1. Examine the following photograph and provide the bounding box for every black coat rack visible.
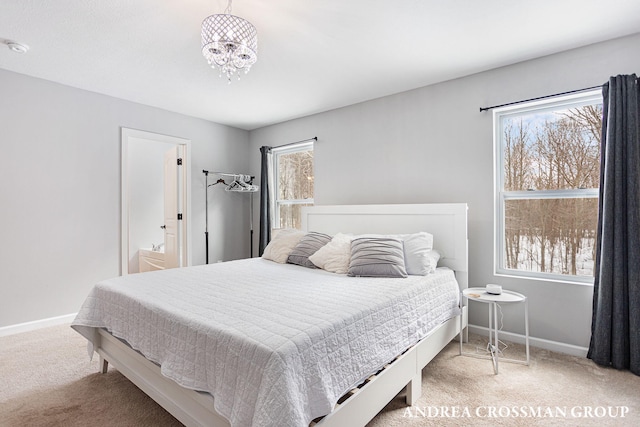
[203,170,258,264]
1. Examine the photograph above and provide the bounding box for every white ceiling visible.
[1,1,639,130]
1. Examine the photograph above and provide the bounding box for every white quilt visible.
[72,258,460,427]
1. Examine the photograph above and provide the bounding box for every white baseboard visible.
[468,324,588,358]
[0,313,77,337]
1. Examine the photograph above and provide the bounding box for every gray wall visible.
[248,33,640,350]
[0,69,250,328]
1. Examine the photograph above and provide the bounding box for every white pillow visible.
[423,249,441,275]
[262,228,306,263]
[309,233,353,274]
[400,232,435,275]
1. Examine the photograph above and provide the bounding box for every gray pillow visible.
[287,232,332,268]
[348,237,408,278]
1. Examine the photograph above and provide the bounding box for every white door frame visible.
[121,128,191,275]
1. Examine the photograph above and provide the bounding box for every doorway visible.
[121,128,191,274]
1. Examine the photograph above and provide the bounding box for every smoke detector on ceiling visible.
[3,39,29,53]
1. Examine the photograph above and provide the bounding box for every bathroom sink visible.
[139,248,165,272]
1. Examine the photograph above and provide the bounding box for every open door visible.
[163,145,185,269]
[121,128,191,275]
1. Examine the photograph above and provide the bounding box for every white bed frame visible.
[94,203,469,427]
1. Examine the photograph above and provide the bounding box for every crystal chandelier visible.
[201,0,258,83]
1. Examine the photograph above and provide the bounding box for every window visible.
[272,141,314,229]
[494,91,602,283]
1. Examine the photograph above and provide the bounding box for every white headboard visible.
[301,203,468,289]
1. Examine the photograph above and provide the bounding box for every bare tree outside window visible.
[274,144,314,229]
[497,95,602,281]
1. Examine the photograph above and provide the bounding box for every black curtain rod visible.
[268,136,317,150]
[479,85,602,112]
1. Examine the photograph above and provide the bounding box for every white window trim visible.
[272,141,314,228]
[493,90,602,285]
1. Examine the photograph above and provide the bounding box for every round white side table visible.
[460,287,530,374]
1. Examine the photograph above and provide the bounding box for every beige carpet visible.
[0,324,638,426]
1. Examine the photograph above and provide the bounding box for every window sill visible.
[494,271,594,287]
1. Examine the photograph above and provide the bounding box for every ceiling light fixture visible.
[201,0,257,83]
[2,39,29,54]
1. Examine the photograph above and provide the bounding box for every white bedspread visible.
[72,258,460,427]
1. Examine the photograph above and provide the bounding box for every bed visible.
[72,203,469,427]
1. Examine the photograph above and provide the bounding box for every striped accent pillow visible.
[348,237,408,278]
[287,232,332,268]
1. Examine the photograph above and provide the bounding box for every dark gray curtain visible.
[588,74,640,375]
[258,146,272,256]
